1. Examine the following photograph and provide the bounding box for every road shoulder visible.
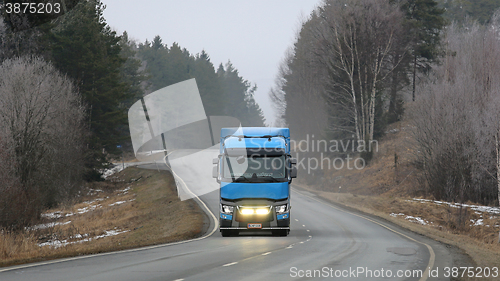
[292,183,478,280]
[0,167,205,268]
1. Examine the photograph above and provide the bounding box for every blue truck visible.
[212,127,297,237]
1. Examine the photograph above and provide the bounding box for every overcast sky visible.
[102,0,321,126]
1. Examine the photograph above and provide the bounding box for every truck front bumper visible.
[219,199,290,230]
[219,226,290,230]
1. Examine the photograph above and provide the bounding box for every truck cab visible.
[212,127,297,237]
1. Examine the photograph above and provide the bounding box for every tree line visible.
[271,0,444,163]
[0,0,264,229]
[136,35,265,126]
[271,0,500,205]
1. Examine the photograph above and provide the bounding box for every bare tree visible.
[269,47,293,127]
[411,19,500,208]
[0,56,86,228]
[0,131,26,228]
[271,12,330,140]
[313,0,407,145]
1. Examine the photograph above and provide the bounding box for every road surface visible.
[0,149,467,280]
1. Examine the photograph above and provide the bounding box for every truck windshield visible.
[223,155,286,182]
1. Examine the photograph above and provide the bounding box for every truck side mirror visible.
[213,158,218,165]
[290,158,297,165]
[212,166,218,179]
[290,166,297,178]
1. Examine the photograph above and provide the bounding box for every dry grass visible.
[0,167,204,267]
[317,120,422,197]
[295,120,500,278]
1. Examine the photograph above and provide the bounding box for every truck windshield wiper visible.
[258,176,281,182]
[234,176,251,182]
[232,174,282,182]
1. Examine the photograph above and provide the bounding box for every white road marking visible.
[223,262,238,267]
[292,187,436,281]
[162,154,219,239]
[262,252,271,256]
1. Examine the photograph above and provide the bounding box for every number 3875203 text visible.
[4,2,61,14]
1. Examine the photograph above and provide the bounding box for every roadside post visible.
[117,145,124,170]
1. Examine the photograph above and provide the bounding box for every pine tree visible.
[437,0,500,24]
[137,36,167,93]
[399,0,446,101]
[191,51,224,116]
[119,31,148,105]
[218,62,265,127]
[49,0,131,180]
[164,42,192,88]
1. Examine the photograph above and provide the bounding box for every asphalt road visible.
[0,149,466,280]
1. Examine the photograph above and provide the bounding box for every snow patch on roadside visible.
[470,219,484,226]
[108,198,136,206]
[102,163,136,179]
[410,198,500,215]
[109,201,126,206]
[41,212,63,219]
[407,198,500,227]
[390,213,430,225]
[78,204,102,214]
[29,220,72,231]
[83,198,105,205]
[39,229,129,248]
[118,186,131,194]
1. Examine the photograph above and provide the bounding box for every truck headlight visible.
[239,207,270,215]
[220,204,234,214]
[275,204,288,214]
[240,208,254,215]
[256,208,270,215]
